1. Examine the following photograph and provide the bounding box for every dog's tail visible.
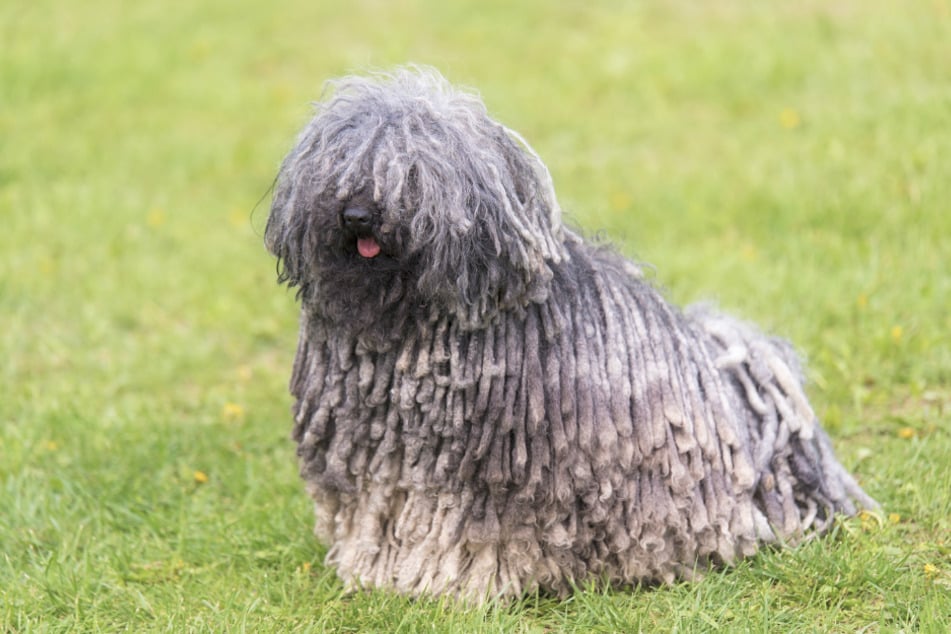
[686,304,878,541]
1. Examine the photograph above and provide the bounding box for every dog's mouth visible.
[340,202,383,259]
[356,235,381,259]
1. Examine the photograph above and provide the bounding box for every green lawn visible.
[2,0,949,631]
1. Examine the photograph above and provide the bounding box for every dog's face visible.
[266,68,567,340]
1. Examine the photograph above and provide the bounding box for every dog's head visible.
[266,67,567,339]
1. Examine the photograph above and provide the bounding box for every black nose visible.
[341,206,372,232]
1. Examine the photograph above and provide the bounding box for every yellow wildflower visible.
[228,208,247,229]
[189,39,210,62]
[609,192,631,212]
[222,402,245,422]
[194,470,209,484]
[146,208,166,228]
[40,257,57,276]
[272,82,293,105]
[779,108,801,129]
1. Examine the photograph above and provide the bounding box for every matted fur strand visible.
[267,67,876,601]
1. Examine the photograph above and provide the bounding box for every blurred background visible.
[2,0,948,629]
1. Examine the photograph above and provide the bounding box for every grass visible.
[2,0,949,631]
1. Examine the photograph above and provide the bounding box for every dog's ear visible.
[410,126,568,324]
[265,163,322,295]
[264,173,298,287]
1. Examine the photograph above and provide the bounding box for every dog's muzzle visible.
[341,206,381,259]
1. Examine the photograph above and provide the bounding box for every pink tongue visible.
[357,236,381,258]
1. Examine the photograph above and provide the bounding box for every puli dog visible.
[265,67,875,601]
